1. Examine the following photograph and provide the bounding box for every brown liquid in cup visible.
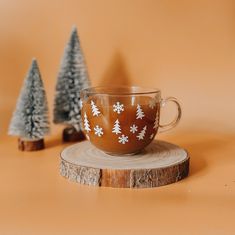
[81,96,160,155]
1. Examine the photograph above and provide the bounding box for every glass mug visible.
[80,86,181,155]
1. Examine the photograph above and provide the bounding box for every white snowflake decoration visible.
[136,104,145,119]
[94,125,104,137]
[137,125,147,140]
[149,98,157,109]
[130,124,138,133]
[112,119,121,135]
[113,102,124,114]
[118,134,129,144]
[91,100,101,116]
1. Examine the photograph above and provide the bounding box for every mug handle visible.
[159,97,182,133]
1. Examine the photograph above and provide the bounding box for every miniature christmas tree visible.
[83,112,91,133]
[136,104,145,119]
[8,59,50,151]
[91,100,101,116]
[54,26,90,142]
[137,126,147,140]
[112,119,121,135]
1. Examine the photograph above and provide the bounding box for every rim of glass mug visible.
[80,86,161,96]
[80,86,182,133]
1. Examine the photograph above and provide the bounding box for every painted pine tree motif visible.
[136,104,145,119]
[83,112,91,132]
[54,26,90,131]
[91,100,101,116]
[8,59,50,140]
[153,111,159,129]
[112,119,121,135]
[137,126,147,140]
[150,133,155,139]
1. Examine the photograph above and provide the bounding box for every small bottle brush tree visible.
[8,59,50,151]
[54,26,90,142]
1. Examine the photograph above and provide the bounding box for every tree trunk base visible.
[18,138,45,151]
[63,127,86,142]
[60,140,190,188]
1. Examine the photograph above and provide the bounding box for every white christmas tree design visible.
[113,102,124,114]
[150,133,155,139]
[94,125,103,137]
[136,104,145,119]
[112,119,121,135]
[118,134,129,144]
[153,112,159,129]
[83,112,91,132]
[130,124,138,133]
[91,100,101,116]
[137,126,147,140]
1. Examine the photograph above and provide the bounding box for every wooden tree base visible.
[60,140,190,188]
[63,127,86,142]
[18,138,45,151]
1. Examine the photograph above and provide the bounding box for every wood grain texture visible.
[60,140,189,188]
[18,138,44,151]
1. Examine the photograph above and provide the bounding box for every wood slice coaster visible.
[60,140,189,188]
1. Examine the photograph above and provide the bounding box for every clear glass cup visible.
[80,86,181,155]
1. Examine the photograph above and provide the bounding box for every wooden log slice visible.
[60,140,189,188]
[18,138,45,151]
[63,126,86,142]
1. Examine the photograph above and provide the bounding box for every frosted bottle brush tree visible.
[8,59,50,151]
[54,26,90,142]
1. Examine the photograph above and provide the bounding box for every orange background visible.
[0,1,235,234]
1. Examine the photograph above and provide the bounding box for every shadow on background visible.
[99,52,131,86]
[0,106,13,135]
[164,130,235,178]
[45,135,63,149]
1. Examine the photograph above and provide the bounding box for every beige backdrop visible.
[1,1,235,234]
[0,0,234,135]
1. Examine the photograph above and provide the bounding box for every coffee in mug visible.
[80,86,181,155]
